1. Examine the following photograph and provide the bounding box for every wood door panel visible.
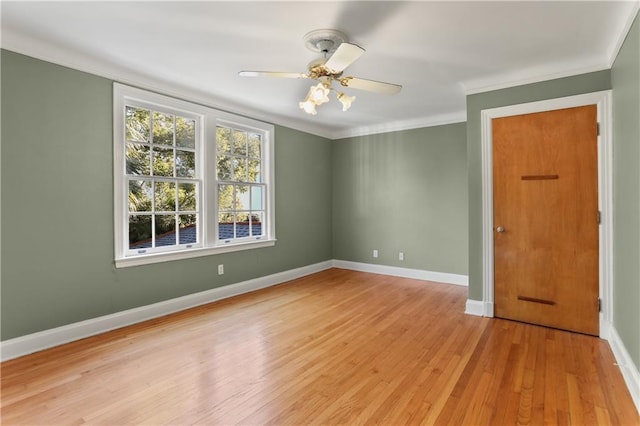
[493,105,599,335]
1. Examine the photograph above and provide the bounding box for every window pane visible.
[153,147,174,177]
[217,126,230,153]
[247,159,261,183]
[153,111,174,146]
[236,213,249,238]
[250,186,263,210]
[217,155,231,180]
[178,183,196,211]
[176,150,195,178]
[176,116,195,148]
[126,143,150,176]
[233,130,247,155]
[155,215,176,247]
[155,181,176,212]
[251,212,263,236]
[233,157,247,182]
[178,215,197,244]
[218,184,234,211]
[236,185,249,210]
[218,213,234,240]
[126,107,150,143]
[129,180,152,212]
[248,133,261,158]
[129,214,152,249]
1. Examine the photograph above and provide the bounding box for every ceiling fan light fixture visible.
[300,81,332,115]
[337,92,355,111]
[299,99,317,115]
[309,82,331,105]
[242,28,401,116]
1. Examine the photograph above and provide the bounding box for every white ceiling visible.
[2,1,638,139]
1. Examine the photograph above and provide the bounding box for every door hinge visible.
[598,298,602,312]
[597,122,601,136]
[597,210,601,225]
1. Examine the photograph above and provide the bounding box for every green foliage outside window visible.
[125,106,197,247]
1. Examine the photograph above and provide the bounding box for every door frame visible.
[479,90,613,339]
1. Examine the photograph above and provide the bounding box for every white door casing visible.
[477,90,613,339]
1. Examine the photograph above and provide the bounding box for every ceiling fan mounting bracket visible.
[303,29,346,54]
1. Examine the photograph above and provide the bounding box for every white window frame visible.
[114,83,275,268]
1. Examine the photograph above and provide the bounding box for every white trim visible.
[330,111,467,140]
[464,64,610,96]
[608,2,640,67]
[0,261,333,362]
[0,33,459,141]
[479,91,614,339]
[113,83,276,268]
[607,324,640,414]
[115,239,276,268]
[466,299,639,415]
[464,299,484,317]
[1,31,336,139]
[332,260,468,286]
[1,31,468,141]
[2,257,636,415]
[460,3,638,96]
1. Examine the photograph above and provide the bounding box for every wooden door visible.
[492,105,599,335]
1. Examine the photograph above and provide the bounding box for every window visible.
[124,106,200,254]
[216,125,265,242]
[114,84,275,267]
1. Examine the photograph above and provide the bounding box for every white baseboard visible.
[599,315,612,341]
[464,304,638,415]
[607,324,640,415]
[332,260,468,286]
[0,260,468,361]
[2,259,637,416]
[0,260,333,362]
[465,299,484,316]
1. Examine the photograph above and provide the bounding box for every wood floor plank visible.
[1,269,638,425]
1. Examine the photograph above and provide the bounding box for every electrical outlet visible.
[372,249,379,258]
[399,251,404,261]
[218,264,224,275]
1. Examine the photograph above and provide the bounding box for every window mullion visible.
[151,180,156,248]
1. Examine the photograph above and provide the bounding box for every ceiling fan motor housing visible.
[303,29,346,54]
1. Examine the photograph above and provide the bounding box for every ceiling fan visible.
[239,29,402,115]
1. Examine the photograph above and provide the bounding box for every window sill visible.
[115,239,276,268]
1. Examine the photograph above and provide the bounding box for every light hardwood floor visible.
[1,269,638,425]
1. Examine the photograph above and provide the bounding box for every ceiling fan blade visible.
[324,42,365,73]
[340,76,402,95]
[239,71,307,79]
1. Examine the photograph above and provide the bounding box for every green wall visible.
[466,70,612,301]
[1,49,470,341]
[4,31,638,376]
[467,36,640,372]
[332,124,468,274]
[612,13,640,370]
[1,50,333,340]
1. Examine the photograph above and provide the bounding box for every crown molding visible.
[462,62,610,96]
[329,111,467,140]
[608,1,640,67]
[1,28,468,141]
[0,28,340,139]
[464,2,639,96]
